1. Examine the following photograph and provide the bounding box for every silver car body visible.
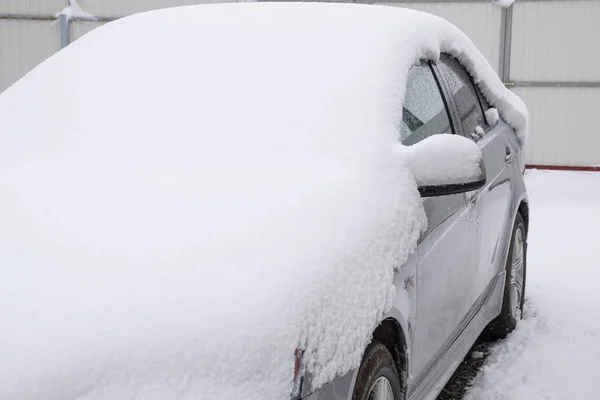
[0,5,528,398]
[303,63,528,400]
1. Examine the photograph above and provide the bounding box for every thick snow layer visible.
[492,0,517,8]
[466,170,600,400]
[0,3,527,400]
[485,107,500,126]
[58,0,94,20]
[401,134,483,186]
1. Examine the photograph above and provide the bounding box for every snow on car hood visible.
[0,3,527,399]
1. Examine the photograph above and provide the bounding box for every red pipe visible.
[526,165,600,172]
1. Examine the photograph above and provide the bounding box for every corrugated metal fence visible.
[1,0,598,167]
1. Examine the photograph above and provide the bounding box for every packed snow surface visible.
[0,3,527,400]
[466,170,600,400]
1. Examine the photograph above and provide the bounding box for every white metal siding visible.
[2,0,600,168]
[511,0,600,81]
[378,2,502,72]
[516,87,600,167]
[0,0,66,16]
[71,20,106,41]
[0,19,60,92]
[78,0,236,18]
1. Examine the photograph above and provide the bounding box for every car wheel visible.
[485,212,527,340]
[352,342,403,400]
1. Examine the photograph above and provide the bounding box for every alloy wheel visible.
[510,227,525,320]
[368,376,395,400]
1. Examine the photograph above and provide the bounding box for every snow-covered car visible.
[0,3,529,400]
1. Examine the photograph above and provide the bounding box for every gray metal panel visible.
[78,0,236,18]
[378,2,502,73]
[0,0,66,16]
[0,14,56,21]
[511,0,600,81]
[515,86,600,167]
[71,20,106,42]
[59,14,69,49]
[0,19,60,92]
[498,5,512,81]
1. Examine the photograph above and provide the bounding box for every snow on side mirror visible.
[404,134,486,198]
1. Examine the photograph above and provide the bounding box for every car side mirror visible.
[403,134,486,198]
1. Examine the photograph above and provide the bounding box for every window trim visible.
[429,60,462,137]
[471,80,500,133]
[427,61,457,136]
[467,71,497,134]
[435,53,493,138]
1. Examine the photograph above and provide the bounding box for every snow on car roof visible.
[0,3,527,400]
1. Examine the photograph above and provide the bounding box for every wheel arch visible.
[496,194,528,292]
[517,197,529,235]
[300,313,411,399]
[371,316,409,396]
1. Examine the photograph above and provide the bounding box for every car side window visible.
[437,55,488,135]
[400,61,453,146]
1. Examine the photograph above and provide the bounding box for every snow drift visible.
[466,170,600,400]
[0,3,527,399]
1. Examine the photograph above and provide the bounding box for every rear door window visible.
[400,61,453,146]
[437,55,488,135]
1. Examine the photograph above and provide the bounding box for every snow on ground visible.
[466,169,600,400]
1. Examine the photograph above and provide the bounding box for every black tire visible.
[484,212,527,340]
[352,342,403,400]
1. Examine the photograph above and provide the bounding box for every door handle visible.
[505,146,513,163]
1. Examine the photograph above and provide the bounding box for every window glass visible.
[400,61,452,146]
[438,55,488,135]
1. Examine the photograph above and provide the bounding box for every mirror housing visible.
[403,134,486,198]
[417,174,486,197]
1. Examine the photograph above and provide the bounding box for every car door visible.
[436,54,514,308]
[398,61,481,386]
